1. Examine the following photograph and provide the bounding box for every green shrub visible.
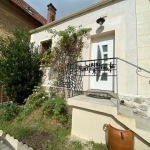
[17,86,68,123]
[0,103,20,121]
[0,29,42,104]
[25,86,49,107]
[41,96,68,123]
[17,86,48,119]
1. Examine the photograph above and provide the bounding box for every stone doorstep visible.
[69,94,116,107]
[0,130,33,150]
[85,90,117,98]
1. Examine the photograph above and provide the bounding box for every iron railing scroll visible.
[57,57,117,98]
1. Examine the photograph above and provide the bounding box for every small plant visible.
[0,103,20,121]
[17,86,49,119]
[41,48,52,67]
[41,95,68,123]
[45,126,70,150]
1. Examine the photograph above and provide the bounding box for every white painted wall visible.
[136,0,150,95]
[68,96,150,150]
[71,107,150,150]
[31,0,138,95]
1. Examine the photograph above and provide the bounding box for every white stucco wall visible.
[30,0,138,95]
[68,96,150,150]
[136,0,150,95]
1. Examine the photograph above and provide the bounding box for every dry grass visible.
[0,108,106,150]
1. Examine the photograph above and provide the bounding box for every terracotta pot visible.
[103,124,134,150]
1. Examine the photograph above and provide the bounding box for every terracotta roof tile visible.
[10,0,47,25]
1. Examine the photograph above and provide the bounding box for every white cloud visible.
[24,0,100,19]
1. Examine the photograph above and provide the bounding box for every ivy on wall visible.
[42,25,91,84]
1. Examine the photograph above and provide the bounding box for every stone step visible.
[84,89,117,98]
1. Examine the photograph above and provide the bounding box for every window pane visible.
[104,54,107,59]
[101,73,107,81]
[102,45,108,52]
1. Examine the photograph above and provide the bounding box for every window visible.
[102,45,108,52]
[41,40,52,54]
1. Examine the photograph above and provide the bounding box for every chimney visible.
[47,3,57,24]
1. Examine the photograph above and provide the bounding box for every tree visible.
[0,29,42,104]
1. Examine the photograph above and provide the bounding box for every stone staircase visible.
[83,90,150,132]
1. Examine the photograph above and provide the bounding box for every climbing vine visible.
[43,25,91,83]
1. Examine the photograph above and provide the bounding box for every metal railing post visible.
[116,58,119,114]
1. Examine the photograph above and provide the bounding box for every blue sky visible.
[24,0,101,19]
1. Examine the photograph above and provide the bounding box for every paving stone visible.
[0,142,12,150]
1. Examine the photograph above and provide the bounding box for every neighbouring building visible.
[0,0,47,103]
[0,0,47,38]
[30,0,150,149]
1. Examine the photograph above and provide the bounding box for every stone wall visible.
[119,94,150,119]
[0,7,28,38]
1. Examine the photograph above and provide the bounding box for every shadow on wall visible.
[96,26,104,34]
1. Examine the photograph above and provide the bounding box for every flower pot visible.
[103,124,134,150]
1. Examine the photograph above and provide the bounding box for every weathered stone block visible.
[119,94,150,119]
[133,108,147,118]
[134,98,143,104]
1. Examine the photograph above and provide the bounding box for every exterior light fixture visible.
[96,17,105,25]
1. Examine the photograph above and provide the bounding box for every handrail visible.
[116,57,150,74]
[115,57,150,114]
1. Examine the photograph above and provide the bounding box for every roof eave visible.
[10,0,46,25]
[30,0,114,34]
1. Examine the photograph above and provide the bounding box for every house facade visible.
[30,0,144,95]
[30,0,150,149]
[0,0,46,103]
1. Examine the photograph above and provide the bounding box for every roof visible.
[30,0,113,34]
[10,0,47,25]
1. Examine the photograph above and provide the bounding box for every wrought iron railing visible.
[57,57,150,114]
[57,57,117,97]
